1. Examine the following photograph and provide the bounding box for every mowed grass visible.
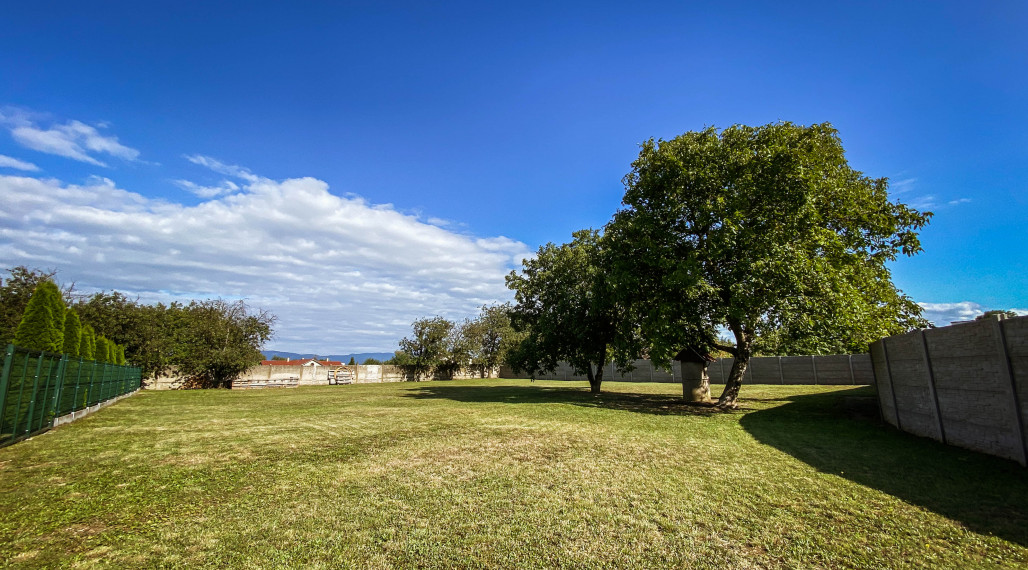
[1,380,1027,569]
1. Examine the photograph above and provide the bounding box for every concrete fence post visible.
[882,338,902,430]
[993,318,1028,465]
[919,330,947,444]
[848,354,855,385]
[811,355,818,386]
[778,356,784,385]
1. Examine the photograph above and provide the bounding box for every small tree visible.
[0,266,68,344]
[363,358,383,365]
[63,309,82,356]
[173,299,275,388]
[348,356,356,365]
[95,336,111,364]
[13,281,65,353]
[117,345,127,365]
[398,317,455,379]
[506,229,636,394]
[81,325,97,360]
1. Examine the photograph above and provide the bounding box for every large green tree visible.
[609,122,930,408]
[13,281,66,353]
[506,229,636,394]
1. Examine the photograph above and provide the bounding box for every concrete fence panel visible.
[870,315,1028,466]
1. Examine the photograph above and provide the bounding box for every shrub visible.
[62,309,82,357]
[13,281,65,353]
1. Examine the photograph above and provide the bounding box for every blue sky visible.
[1,1,1026,352]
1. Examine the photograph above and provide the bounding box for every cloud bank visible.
[0,166,530,352]
[918,301,1028,327]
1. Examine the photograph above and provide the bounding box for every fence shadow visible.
[739,387,1028,547]
[402,383,726,417]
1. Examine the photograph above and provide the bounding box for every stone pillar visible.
[680,361,711,402]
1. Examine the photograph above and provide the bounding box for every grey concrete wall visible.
[870,316,1028,466]
[500,354,871,385]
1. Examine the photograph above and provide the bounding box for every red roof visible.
[261,359,343,366]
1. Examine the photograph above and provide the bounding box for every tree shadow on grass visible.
[739,386,1028,547]
[402,382,725,417]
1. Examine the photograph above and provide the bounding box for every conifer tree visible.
[117,345,127,365]
[81,325,97,360]
[96,336,110,364]
[13,281,65,352]
[63,309,82,356]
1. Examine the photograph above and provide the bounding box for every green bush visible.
[13,281,65,353]
[81,325,96,360]
[62,309,82,357]
[96,336,110,364]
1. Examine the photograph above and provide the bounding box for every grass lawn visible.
[1,380,1026,569]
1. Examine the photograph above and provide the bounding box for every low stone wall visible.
[148,364,497,389]
[871,315,1028,466]
[499,354,872,385]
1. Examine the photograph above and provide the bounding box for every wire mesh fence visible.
[0,344,142,448]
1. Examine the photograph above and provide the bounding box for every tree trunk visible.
[717,325,751,409]
[587,362,604,394]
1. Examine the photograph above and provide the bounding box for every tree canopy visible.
[506,229,635,393]
[608,122,930,407]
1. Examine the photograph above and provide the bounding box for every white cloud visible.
[918,301,984,325]
[916,301,1027,326]
[0,172,530,353]
[1,110,140,166]
[948,198,972,206]
[0,154,39,171]
[174,179,241,198]
[184,154,260,183]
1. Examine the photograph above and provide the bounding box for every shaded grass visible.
[0,380,1026,568]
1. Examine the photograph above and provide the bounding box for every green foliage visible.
[398,317,456,379]
[348,357,356,365]
[173,299,275,388]
[506,230,635,393]
[609,122,931,407]
[461,304,522,376]
[81,325,97,360]
[95,336,111,364]
[385,351,414,366]
[362,357,383,365]
[270,355,288,361]
[117,345,127,365]
[0,266,66,345]
[13,281,66,353]
[62,309,82,357]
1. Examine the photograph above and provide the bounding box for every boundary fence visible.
[0,344,142,448]
[870,315,1028,466]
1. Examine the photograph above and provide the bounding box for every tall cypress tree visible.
[63,309,82,356]
[81,325,97,360]
[117,345,126,365]
[96,336,110,364]
[13,281,64,352]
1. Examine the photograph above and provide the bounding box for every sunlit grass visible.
[1,380,1026,568]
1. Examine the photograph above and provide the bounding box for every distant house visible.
[260,359,343,367]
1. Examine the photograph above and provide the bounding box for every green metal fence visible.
[0,344,142,448]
